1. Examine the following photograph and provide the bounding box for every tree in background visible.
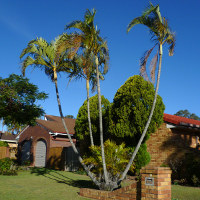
[174,109,200,120]
[75,95,110,154]
[120,2,175,183]
[0,74,47,132]
[65,115,75,119]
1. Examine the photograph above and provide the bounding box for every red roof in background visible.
[164,113,200,128]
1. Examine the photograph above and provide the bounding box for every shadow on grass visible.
[30,167,97,189]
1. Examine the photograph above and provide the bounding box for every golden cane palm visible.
[67,50,106,148]
[68,51,97,147]
[119,3,175,183]
[66,9,110,189]
[20,35,101,188]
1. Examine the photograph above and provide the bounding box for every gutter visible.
[0,139,18,143]
[49,132,74,136]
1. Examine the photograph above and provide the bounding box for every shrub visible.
[0,157,17,175]
[109,75,165,145]
[169,152,200,186]
[0,141,9,147]
[83,140,135,182]
[132,144,151,174]
[75,94,110,155]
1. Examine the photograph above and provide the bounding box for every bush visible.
[75,94,110,155]
[109,75,165,145]
[133,144,151,174]
[83,140,135,182]
[169,152,200,186]
[0,141,9,147]
[0,158,17,175]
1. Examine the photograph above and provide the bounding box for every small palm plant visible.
[83,140,135,186]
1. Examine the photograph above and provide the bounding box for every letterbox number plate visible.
[145,177,154,186]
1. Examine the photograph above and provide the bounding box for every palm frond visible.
[21,56,35,76]
[85,8,96,25]
[65,20,85,32]
[165,29,176,56]
[149,50,158,83]
[140,46,155,81]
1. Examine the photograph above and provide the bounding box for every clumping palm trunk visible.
[53,69,100,188]
[86,78,94,146]
[118,44,163,184]
[95,56,109,186]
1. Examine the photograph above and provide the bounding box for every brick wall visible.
[146,123,200,167]
[80,167,171,200]
[80,178,139,200]
[141,167,171,200]
[47,147,64,170]
[18,125,50,166]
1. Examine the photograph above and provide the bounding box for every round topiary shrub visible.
[109,75,165,146]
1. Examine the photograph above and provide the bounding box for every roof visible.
[36,115,76,134]
[164,113,200,128]
[0,132,17,141]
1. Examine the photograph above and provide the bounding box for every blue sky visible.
[1,0,200,119]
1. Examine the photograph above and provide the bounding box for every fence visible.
[0,147,17,159]
[0,147,9,159]
[47,147,79,171]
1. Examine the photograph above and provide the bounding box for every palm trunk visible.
[95,56,109,185]
[118,44,163,184]
[53,69,100,188]
[86,78,94,146]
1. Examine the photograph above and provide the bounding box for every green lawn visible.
[172,185,200,200]
[1,169,200,200]
[0,169,94,200]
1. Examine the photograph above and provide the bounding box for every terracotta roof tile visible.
[36,115,76,134]
[164,113,200,128]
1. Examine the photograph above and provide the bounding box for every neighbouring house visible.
[17,115,79,171]
[0,131,18,148]
[147,113,200,167]
[0,132,18,159]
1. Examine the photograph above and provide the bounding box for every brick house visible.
[17,115,79,170]
[17,113,200,172]
[147,113,200,167]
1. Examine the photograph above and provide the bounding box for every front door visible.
[35,140,46,167]
[21,140,31,164]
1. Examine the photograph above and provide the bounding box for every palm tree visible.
[20,36,101,188]
[119,3,175,183]
[68,48,107,148]
[67,50,98,147]
[65,9,110,188]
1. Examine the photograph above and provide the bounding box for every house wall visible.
[18,125,51,166]
[50,138,75,148]
[146,123,200,167]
